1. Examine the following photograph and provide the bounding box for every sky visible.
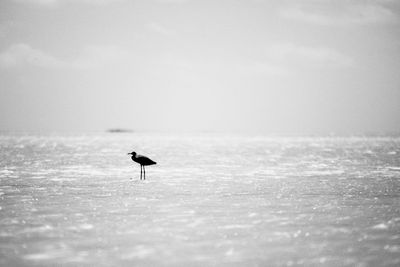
[0,0,399,134]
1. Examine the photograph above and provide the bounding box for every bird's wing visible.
[136,154,156,165]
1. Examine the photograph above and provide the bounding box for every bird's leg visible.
[140,165,142,180]
[143,166,146,180]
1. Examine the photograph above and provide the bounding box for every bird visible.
[127,151,157,180]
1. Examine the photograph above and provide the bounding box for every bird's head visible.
[127,151,136,156]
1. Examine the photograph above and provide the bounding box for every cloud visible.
[72,45,127,70]
[266,43,354,68]
[236,62,288,76]
[12,0,124,7]
[155,0,189,3]
[0,43,127,70]
[0,43,65,68]
[13,0,58,5]
[280,1,398,25]
[147,22,176,36]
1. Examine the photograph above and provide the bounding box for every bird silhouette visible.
[128,151,156,180]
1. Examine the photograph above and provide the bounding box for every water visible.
[0,133,399,266]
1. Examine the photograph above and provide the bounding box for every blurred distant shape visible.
[106,128,133,133]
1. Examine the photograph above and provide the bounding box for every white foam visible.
[80,223,94,230]
[225,248,235,256]
[120,246,155,260]
[0,169,14,174]
[372,223,389,230]
[220,224,253,229]
[384,245,400,252]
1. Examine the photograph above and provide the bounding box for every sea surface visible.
[0,133,399,266]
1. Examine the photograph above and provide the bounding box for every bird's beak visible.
[127,153,131,155]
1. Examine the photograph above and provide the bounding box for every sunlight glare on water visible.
[0,133,400,266]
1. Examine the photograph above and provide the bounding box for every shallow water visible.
[0,133,400,266]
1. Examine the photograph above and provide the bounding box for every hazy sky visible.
[0,0,399,134]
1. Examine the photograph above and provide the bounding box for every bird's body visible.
[131,153,157,166]
[128,151,156,180]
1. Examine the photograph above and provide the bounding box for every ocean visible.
[0,133,399,266]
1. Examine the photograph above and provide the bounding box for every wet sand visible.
[1,134,399,266]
